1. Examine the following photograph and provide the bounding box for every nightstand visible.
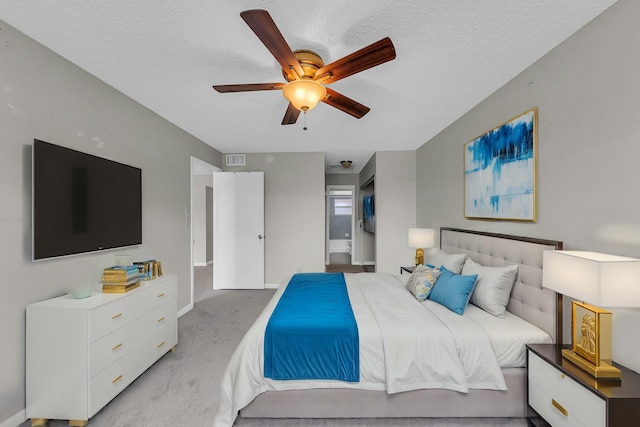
[526,344,640,427]
[400,266,415,274]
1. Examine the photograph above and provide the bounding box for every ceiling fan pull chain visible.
[303,111,308,131]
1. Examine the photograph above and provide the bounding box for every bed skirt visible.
[240,367,529,419]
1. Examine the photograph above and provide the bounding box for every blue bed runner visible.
[264,272,360,382]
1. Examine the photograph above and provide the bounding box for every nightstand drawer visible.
[529,380,586,426]
[529,351,606,427]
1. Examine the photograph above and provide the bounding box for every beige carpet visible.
[21,284,528,427]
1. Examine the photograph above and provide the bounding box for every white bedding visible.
[214,272,518,427]
[396,272,553,367]
[464,304,552,367]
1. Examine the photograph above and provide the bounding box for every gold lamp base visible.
[562,348,621,379]
[414,248,424,266]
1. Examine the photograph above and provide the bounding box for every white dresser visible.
[26,274,178,426]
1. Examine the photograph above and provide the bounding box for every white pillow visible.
[461,258,518,317]
[425,249,467,274]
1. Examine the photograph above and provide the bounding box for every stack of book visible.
[102,265,140,293]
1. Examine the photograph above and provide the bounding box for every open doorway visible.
[190,157,220,306]
[326,185,356,266]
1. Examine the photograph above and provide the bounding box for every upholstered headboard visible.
[440,228,563,343]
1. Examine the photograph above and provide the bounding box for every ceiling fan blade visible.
[240,9,305,79]
[323,88,370,119]
[212,83,284,93]
[281,102,301,125]
[315,37,396,84]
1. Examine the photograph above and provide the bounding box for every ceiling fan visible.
[212,9,396,125]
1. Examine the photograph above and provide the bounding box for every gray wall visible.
[224,153,326,286]
[356,151,418,271]
[0,21,222,423]
[416,0,640,373]
[359,154,377,264]
[375,151,417,273]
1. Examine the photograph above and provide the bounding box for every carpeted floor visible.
[194,264,214,302]
[21,279,528,427]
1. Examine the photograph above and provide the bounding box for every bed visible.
[214,228,563,426]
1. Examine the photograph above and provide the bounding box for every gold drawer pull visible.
[157,341,166,348]
[112,343,123,351]
[158,317,165,322]
[552,399,568,416]
[112,313,123,319]
[112,374,123,384]
[157,293,165,298]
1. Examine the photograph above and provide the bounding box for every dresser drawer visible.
[88,278,176,341]
[146,277,177,310]
[89,301,176,378]
[528,351,606,427]
[89,321,177,417]
[89,290,146,342]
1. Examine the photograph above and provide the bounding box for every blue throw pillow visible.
[428,266,478,315]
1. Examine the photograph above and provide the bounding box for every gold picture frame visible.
[562,301,620,378]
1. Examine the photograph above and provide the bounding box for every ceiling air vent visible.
[226,154,245,166]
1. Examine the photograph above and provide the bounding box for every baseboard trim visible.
[193,262,207,267]
[178,303,194,317]
[1,409,26,427]
[363,261,376,266]
[264,283,280,289]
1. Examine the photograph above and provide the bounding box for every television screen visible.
[32,139,142,260]
[363,194,375,233]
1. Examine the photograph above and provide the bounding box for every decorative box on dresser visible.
[527,343,640,427]
[26,274,178,426]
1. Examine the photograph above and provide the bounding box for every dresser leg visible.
[69,420,88,426]
[170,346,176,353]
[31,419,48,426]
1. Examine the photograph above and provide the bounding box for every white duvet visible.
[213,272,506,427]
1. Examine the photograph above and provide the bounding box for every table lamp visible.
[408,228,434,266]
[542,250,640,379]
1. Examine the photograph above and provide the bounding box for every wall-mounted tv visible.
[32,139,142,260]
[363,194,375,233]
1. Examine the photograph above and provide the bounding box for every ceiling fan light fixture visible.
[282,79,326,112]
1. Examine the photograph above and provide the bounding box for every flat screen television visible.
[32,139,142,260]
[363,194,375,233]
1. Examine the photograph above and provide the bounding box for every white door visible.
[213,172,265,289]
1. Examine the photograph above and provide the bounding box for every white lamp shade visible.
[542,250,640,307]
[408,228,435,249]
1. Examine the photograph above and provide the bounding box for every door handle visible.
[258,235,264,240]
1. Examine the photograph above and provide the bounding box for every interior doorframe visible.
[190,156,220,308]
[325,184,356,265]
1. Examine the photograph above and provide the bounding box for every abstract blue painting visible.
[464,108,537,221]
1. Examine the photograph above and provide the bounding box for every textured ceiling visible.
[3,0,617,173]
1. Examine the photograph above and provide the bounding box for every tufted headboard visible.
[440,228,563,344]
